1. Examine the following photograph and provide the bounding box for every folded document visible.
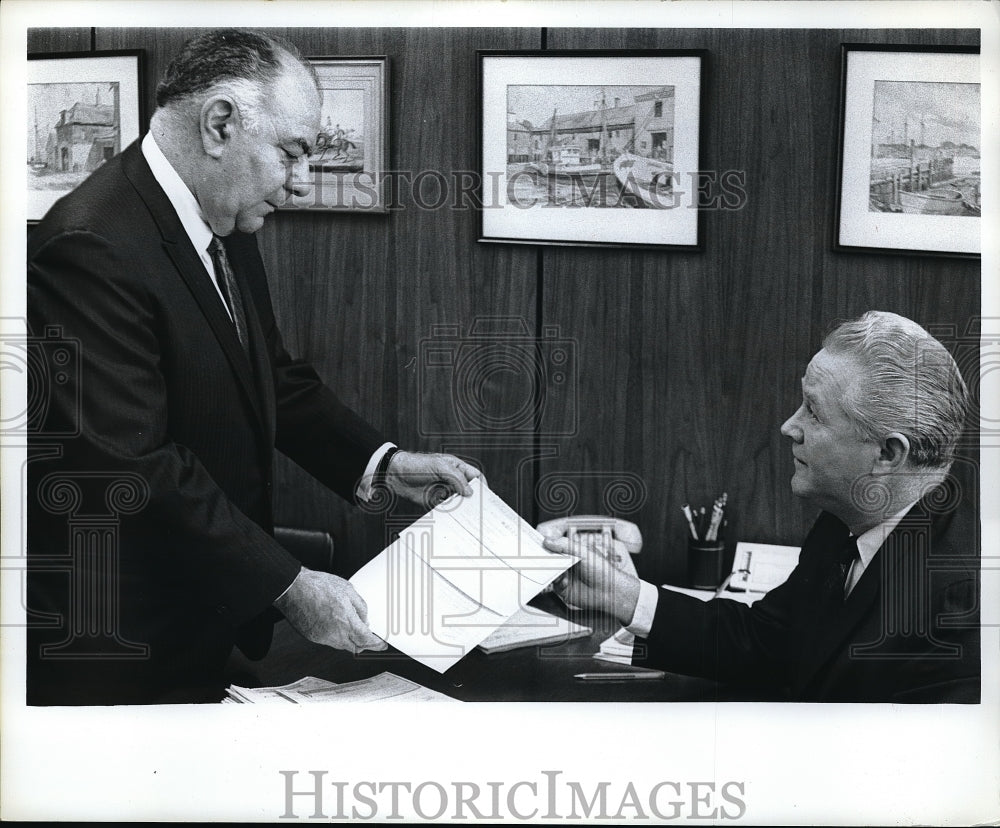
[350,479,577,673]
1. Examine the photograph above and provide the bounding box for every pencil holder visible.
[687,538,726,590]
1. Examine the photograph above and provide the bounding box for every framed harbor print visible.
[478,50,705,249]
[835,45,980,258]
[27,51,144,222]
[285,56,388,213]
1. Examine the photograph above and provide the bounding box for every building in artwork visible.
[523,86,675,163]
[49,85,120,172]
[507,115,534,163]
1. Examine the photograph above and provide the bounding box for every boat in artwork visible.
[528,144,605,182]
[613,152,674,208]
[897,186,965,216]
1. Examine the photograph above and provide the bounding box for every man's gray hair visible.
[154,28,316,132]
[823,310,969,469]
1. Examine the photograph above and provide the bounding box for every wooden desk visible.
[224,595,756,702]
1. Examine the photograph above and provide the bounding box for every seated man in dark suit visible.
[547,311,979,702]
[26,29,479,704]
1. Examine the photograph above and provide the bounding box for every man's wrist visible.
[273,566,304,610]
[612,571,641,627]
[373,446,400,488]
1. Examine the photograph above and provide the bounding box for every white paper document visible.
[224,673,456,703]
[477,605,592,654]
[350,478,577,672]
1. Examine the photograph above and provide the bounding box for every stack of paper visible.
[223,672,457,703]
[350,479,577,673]
[477,605,591,654]
[593,627,635,666]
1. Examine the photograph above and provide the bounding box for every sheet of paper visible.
[350,478,577,672]
[477,605,591,654]
[595,627,635,665]
[660,583,759,605]
[351,535,510,671]
[277,672,457,703]
[729,542,801,593]
[225,675,339,703]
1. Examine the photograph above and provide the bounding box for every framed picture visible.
[478,50,706,250]
[27,51,144,222]
[285,56,389,213]
[835,45,980,258]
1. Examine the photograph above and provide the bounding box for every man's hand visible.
[275,568,387,653]
[384,450,482,507]
[544,536,640,626]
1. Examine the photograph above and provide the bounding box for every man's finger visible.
[349,588,369,623]
[543,537,571,555]
[437,465,473,497]
[352,628,387,652]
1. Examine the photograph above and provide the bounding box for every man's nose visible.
[780,406,803,440]
[287,155,312,198]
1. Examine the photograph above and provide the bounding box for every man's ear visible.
[873,431,911,474]
[200,96,237,158]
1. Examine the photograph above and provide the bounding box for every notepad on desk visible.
[477,606,591,654]
[594,627,636,666]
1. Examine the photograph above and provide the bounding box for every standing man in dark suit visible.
[548,311,979,702]
[26,29,480,704]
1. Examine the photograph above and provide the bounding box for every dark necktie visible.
[207,236,249,354]
[838,536,860,600]
[820,535,860,613]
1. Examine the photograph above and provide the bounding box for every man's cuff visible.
[272,566,304,607]
[355,442,397,501]
[624,579,659,638]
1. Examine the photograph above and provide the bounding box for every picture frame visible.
[284,56,389,213]
[27,50,144,223]
[834,44,980,258]
[478,50,706,250]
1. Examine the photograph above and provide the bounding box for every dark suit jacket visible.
[636,493,980,702]
[26,141,385,704]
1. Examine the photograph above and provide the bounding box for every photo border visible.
[282,55,389,214]
[478,49,706,251]
[26,49,144,223]
[834,43,981,259]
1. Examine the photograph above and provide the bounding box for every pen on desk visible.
[713,573,734,598]
[574,670,666,681]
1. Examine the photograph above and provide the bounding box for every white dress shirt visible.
[140,132,393,501]
[625,501,920,638]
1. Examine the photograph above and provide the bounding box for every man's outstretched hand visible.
[275,568,387,653]
[384,450,482,507]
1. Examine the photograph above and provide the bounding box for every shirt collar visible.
[853,501,919,569]
[141,131,214,255]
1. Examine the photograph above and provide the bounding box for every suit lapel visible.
[791,494,948,697]
[791,517,878,696]
[796,552,882,692]
[230,242,277,448]
[119,142,269,437]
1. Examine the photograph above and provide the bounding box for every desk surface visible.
[224,595,758,702]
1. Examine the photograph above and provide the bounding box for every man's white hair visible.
[823,310,969,469]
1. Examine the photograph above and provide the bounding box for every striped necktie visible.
[207,236,249,354]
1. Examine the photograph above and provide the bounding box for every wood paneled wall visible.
[31,27,980,581]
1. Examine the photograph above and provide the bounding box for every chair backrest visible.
[274,526,336,574]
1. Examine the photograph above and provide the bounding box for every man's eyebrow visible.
[800,379,819,406]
